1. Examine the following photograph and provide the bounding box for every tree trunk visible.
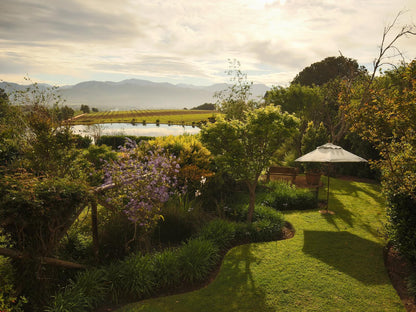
[247,181,257,223]
[91,199,99,262]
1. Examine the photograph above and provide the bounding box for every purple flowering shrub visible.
[102,139,181,235]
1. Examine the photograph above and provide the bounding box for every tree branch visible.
[0,247,87,269]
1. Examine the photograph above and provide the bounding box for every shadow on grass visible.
[214,244,274,311]
[318,179,385,239]
[302,230,387,285]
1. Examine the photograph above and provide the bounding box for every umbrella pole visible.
[326,174,330,213]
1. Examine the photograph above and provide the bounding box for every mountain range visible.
[0,79,270,110]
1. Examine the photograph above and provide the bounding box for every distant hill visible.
[0,79,270,110]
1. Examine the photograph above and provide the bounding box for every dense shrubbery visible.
[0,256,27,312]
[386,194,416,264]
[96,135,152,150]
[46,209,287,311]
[407,273,416,300]
[263,181,317,211]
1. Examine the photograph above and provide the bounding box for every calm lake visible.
[72,123,200,138]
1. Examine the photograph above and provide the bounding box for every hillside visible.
[0,79,270,111]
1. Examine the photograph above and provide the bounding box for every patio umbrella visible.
[295,143,367,213]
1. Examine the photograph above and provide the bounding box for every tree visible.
[200,105,299,222]
[100,140,181,250]
[344,12,416,263]
[80,104,90,113]
[0,82,92,307]
[191,103,216,110]
[215,59,257,120]
[292,56,365,87]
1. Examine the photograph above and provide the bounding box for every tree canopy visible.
[200,105,298,222]
[292,56,365,87]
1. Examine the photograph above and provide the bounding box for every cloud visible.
[0,0,415,86]
[0,0,142,43]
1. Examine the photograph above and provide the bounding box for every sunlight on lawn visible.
[117,178,404,312]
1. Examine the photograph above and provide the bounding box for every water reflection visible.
[72,123,200,138]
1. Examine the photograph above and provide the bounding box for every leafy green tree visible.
[80,104,90,113]
[264,83,323,123]
[292,56,365,87]
[347,61,416,262]
[200,105,298,222]
[0,82,92,307]
[0,89,26,167]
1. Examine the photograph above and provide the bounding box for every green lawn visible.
[116,178,404,311]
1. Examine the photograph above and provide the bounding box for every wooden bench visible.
[266,166,298,184]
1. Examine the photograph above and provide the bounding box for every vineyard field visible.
[70,109,218,126]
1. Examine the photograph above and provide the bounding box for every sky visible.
[1,0,416,87]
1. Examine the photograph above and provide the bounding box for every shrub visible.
[151,249,181,289]
[57,232,94,264]
[407,273,416,299]
[228,204,285,243]
[96,135,152,150]
[263,181,317,211]
[178,238,219,283]
[107,254,156,303]
[387,193,416,264]
[0,256,27,312]
[46,268,108,312]
[197,219,236,250]
[99,213,137,261]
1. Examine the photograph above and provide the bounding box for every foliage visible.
[46,268,108,312]
[292,56,365,87]
[154,193,204,245]
[301,121,328,172]
[151,249,181,289]
[96,135,152,150]
[197,219,236,250]
[149,135,213,193]
[80,104,90,114]
[214,59,257,120]
[200,105,299,222]
[0,256,27,312]
[191,103,216,110]
[407,273,416,300]
[81,144,117,186]
[0,171,89,255]
[0,91,26,167]
[73,134,92,149]
[386,193,416,264]
[346,61,416,199]
[264,83,323,123]
[263,181,318,211]
[98,212,137,261]
[102,140,180,249]
[57,231,94,264]
[178,238,219,283]
[108,253,156,302]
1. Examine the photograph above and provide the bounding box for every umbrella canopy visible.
[295,143,367,163]
[295,143,367,213]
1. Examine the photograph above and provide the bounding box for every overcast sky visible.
[1,0,415,87]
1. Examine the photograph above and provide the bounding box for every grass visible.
[115,177,404,312]
[70,110,218,125]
